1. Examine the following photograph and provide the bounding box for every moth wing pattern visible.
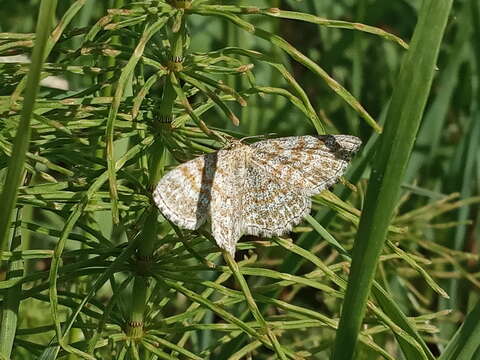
[250,135,362,196]
[241,164,311,239]
[208,147,248,255]
[153,135,361,256]
[153,153,215,230]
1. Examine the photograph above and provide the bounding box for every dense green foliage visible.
[0,0,478,359]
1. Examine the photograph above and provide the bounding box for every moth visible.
[153,135,361,255]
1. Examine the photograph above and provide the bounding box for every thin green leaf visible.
[333,1,454,358]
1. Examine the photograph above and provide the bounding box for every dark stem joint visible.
[129,321,144,328]
[159,114,174,123]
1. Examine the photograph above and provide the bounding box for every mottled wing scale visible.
[153,153,216,230]
[208,147,247,255]
[250,135,361,196]
[153,135,361,256]
[241,165,311,238]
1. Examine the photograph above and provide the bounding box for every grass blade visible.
[439,300,480,360]
[0,0,56,255]
[332,1,454,358]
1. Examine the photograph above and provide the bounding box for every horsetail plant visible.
[0,1,478,359]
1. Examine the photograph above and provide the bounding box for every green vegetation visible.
[0,0,478,359]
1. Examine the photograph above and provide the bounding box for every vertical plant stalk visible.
[157,11,184,123]
[127,10,188,342]
[0,209,24,357]
[45,138,153,359]
[0,0,56,254]
[437,3,480,357]
[105,16,169,223]
[127,211,157,339]
[0,0,57,356]
[332,1,453,359]
[439,283,480,360]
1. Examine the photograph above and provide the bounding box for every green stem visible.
[157,11,186,123]
[128,12,189,340]
[0,0,56,255]
[127,210,157,339]
[148,140,168,189]
[128,276,149,339]
[0,209,24,357]
[158,79,177,122]
[332,1,453,359]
